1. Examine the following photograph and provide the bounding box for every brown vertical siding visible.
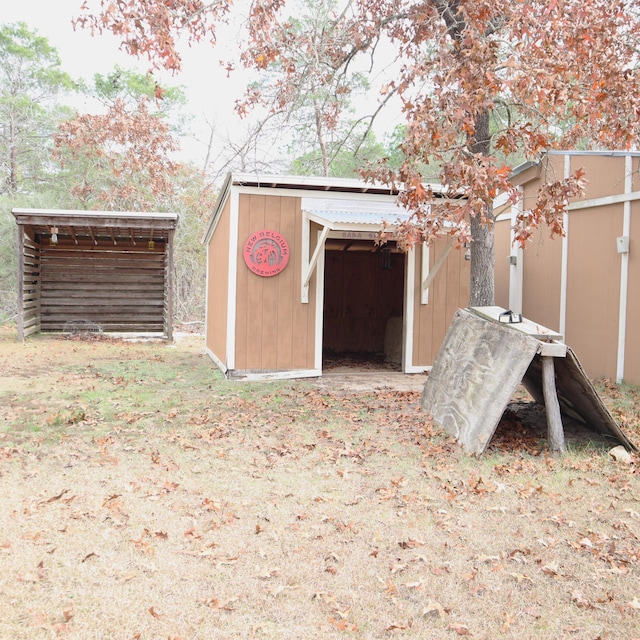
[235,194,315,372]
[498,153,640,384]
[578,155,626,200]
[494,218,511,309]
[565,205,622,378]
[412,238,470,367]
[521,222,563,332]
[206,197,231,363]
[624,200,640,384]
[519,157,564,331]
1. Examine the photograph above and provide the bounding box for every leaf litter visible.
[0,329,639,638]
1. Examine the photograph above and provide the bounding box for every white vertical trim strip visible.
[226,188,240,370]
[314,230,325,371]
[301,212,310,302]
[204,229,210,349]
[559,154,571,338]
[616,155,632,383]
[509,186,524,314]
[404,247,415,372]
[421,243,430,304]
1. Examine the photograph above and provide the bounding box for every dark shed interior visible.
[323,239,405,364]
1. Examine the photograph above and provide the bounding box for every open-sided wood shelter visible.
[12,209,179,341]
[494,151,640,385]
[203,173,470,380]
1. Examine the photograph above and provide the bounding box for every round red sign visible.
[243,229,290,277]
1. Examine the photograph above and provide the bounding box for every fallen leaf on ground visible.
[423,600,446,618]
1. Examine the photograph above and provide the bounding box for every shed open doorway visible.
[322,239,405,372]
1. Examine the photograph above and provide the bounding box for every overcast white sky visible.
[4,1,404,177]
[2,0,258,168]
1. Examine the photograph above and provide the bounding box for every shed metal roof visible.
[12,208,179,246]
[303,197,411,230]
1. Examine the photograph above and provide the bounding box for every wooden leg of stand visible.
[542,355,566,455]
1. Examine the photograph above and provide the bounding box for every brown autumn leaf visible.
[390,561,408,574]
[477,554,500,563]
[204,596,238,611]
[501,612,515,633]
[148,606,162,619]
[255,565,279,579]
[398,537,426,549]
[423,600,447,619]
[45,488,69,503]
[384,580,398,596]
[386,621,411,631]
[571,590,594,610]
[448,622,471,635]
[329,617,357,632]
[541,561,560,577]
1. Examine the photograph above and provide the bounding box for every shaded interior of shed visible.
[12,209,178,340]
[323,239,405,370]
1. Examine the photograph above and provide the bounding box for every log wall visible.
[38,244,166,332]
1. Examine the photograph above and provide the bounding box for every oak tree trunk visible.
[469,213,495,307]
[468,109,495,307]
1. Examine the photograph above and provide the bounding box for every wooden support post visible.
[16,225,24,342]
[542,355,566,455]
[165,229,174,342]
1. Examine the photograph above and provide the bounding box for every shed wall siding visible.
[499,153,640,384]
[625,201,640,384]
[411,237,470,367]
[494,217,511,309]
[235,194,315,371]
[521,222,563,332]
[565,205,622,378]
[206,197,231,364]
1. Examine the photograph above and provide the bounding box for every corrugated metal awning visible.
[302,198,412,231]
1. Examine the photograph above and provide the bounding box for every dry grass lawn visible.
[1,328,640,639]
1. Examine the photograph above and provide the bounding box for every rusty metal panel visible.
[421,308,540,455]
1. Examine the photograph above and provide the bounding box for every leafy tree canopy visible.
[0,22,76,194]
[76,0,640,304]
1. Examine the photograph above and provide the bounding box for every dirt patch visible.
[313,370,428,393]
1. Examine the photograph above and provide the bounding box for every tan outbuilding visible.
[495,151,640,385]
[203,173,470,380]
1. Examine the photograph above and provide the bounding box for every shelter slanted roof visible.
[12,208,179,246]
[203,172,454,244]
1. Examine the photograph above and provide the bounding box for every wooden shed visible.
[203,173,470,380]
[12,208,179,341]
[494,151,640,385]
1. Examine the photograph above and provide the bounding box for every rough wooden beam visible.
[16,226,25,341]
[165,228,174,341]
[542,356,566,455]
